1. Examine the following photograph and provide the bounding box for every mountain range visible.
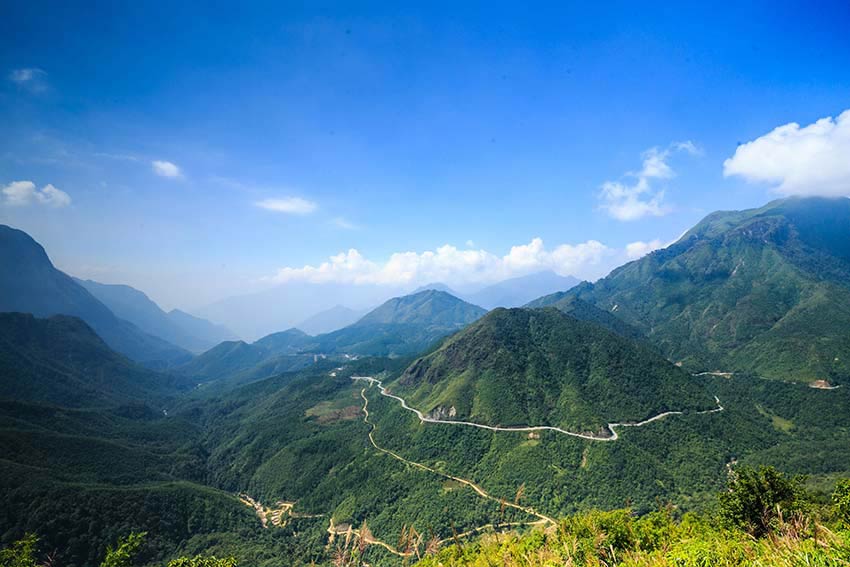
[4,197,850,565]
[75,278,236,352]
[295,305,368,335]
[0,225,190,368]
[530,197,850,382]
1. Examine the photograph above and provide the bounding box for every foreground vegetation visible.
[416,468,850,567]
[4,467,849,566]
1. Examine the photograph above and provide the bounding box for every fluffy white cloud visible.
[625,239,664,259]
[255,197,318,215]
[265,238,613,286]
[8,68,48,92]
[2,180,71,208]
[152,160,182,178]
[723,110,850,197]
[599,142,699,221]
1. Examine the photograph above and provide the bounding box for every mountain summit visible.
[532,197,850,382]
[394,307,714,434]
[315,289,486,356]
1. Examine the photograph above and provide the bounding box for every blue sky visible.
[2,1,849,309]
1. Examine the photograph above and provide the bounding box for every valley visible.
[3,197,850,566]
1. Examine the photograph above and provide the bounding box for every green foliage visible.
[418,498,850,567]
[166,556,237,567]
[833,479,850,524]
[719,465,806,537]
[100,532,146,567]
[0,534,38,567]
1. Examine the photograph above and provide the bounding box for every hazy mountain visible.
[75,278,236,352]
[177,327,315,384]
[466,271,580,309]
[395,307,714,434]
[196,281,405,341]
[531,197,850,382]
[356,289,485,327]
[0,225,190,367]
[0,313,191,407]
[296,305,368,335]
[167,308,237,347]
[411,282,460,296]
[314,289,487,356]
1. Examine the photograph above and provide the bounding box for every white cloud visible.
[625,239,664,259]
[255,197,318,215]
[2,180,71,208]
[599,142,700,221]
[152,160,182,178]
[330,217,358,229]
[723,109,850,197]
[264,238,613,286]
[8,68,48,92]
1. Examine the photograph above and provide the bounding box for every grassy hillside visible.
[395,308,712,433]
[531,197,850,382]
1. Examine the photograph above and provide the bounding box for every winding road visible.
[352,376,723,441]
[340,374,723,557]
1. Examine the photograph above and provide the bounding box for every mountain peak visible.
[394,307,713,433]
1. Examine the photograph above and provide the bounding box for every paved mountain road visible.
[352,376,723,442]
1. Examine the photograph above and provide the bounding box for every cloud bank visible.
[723,109,850,197]
[599,141,700,221]
[2,181,71,208]
[264,237,663,287]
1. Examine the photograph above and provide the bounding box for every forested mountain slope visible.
[0,313,191,407]
[394,307,713,434]
[0,225,190,367]
[531,197,850,382]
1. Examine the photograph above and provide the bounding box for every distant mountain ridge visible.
[466,271,580,309]
[0,225,190,367]
[313,289,487,356]
[75,278,236,352]
[530,197,850,382]
[182,289,486,384]
[296,305,367,335]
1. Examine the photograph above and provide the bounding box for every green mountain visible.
[0,225,191,367]
[76,278,237,353]
[530,197,850,382]
[177,329,315,386]
[0,312,191,408]
[394,307,713,433]
[314,289,487,356]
